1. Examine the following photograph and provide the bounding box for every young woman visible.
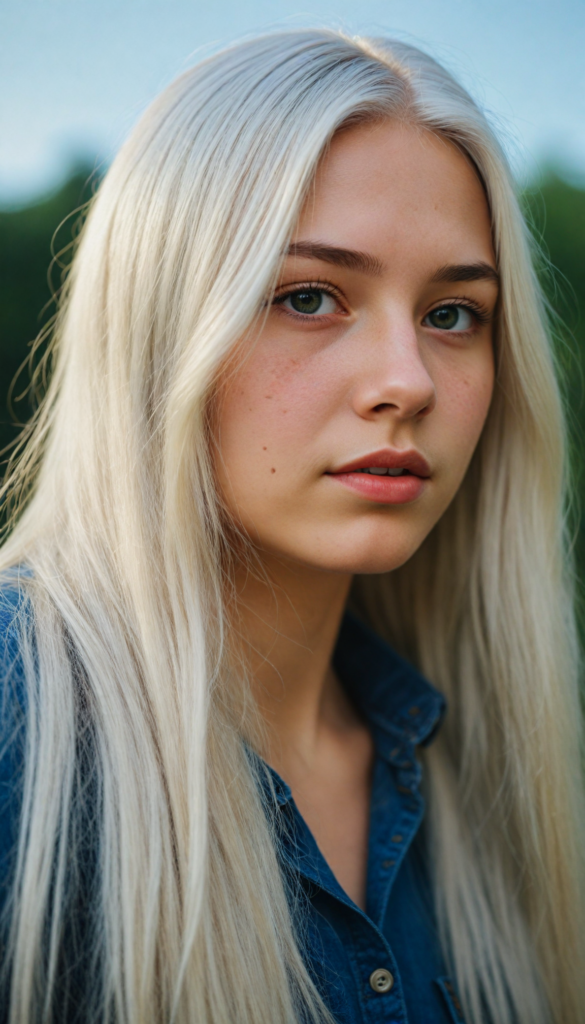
[0,28,583,1024]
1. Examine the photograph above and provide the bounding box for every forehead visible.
[296,121,494,269]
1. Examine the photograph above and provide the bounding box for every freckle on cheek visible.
[271,468,276,474]
[262,446,267,451]
[265,395,273,400]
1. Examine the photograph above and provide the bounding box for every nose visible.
[351,316,436,421]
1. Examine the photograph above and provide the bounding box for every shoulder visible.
[0,570,33,721]
[0,571,33,895]
[0,570,32,672]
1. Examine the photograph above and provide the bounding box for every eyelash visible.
[272,281,345,320]
[272,283,493,329]
[434,296,492,327]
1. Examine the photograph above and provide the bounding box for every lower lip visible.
[328,471,427,504]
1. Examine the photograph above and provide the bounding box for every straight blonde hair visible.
[1,28,583,1024]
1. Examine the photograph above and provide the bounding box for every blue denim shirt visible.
[0,585,465,1023]
[262,612,465,1024]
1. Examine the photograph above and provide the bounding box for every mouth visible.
[326,449,431,505]
[353,466,413,476]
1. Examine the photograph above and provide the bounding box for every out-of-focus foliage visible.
[0,168,584,618]
[0,168,99,454]
[522,174,585,629]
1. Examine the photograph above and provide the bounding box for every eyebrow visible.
[285,243,499,288]
[285,241,384,276]
[431,262,500,285]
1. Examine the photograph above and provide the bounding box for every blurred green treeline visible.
[0,167,584,626]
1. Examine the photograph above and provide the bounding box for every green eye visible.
[425,306,473,331]
[290,290,323,314]
[279,289,338,316]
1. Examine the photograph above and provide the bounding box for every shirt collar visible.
[332,611,446,762]
[256,612,445,809]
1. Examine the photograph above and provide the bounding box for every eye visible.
[279,288,339,316]
[424,305,474,331]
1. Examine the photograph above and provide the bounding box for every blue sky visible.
[1,0,584,204]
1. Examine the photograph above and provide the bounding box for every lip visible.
[331,448,431,477]
[326,448,431,505]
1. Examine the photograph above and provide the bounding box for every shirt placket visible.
[278,743,426,1024]
[368,737,426,928]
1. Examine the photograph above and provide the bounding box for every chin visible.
[326,516,434,574]
[320,550,417,575]
[292,533,427,576]
[254,515,435,577]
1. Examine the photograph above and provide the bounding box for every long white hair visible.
[1,29,583,1024]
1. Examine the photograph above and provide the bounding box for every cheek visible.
[215,345,334,507]
[436,347,494,464]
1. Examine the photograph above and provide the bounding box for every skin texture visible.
[216,120,497,909]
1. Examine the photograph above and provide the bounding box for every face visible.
[215,121,497,574]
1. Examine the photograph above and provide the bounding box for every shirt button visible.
[369,968,394,993]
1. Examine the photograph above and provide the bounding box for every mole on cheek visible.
[271,468,276,474]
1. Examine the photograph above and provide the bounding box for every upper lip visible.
[330,448,431,477]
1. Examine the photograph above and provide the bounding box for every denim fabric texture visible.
[0,584,465,1023]
[258,612,465,1024]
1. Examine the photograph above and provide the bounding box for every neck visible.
[232,551,353,770]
